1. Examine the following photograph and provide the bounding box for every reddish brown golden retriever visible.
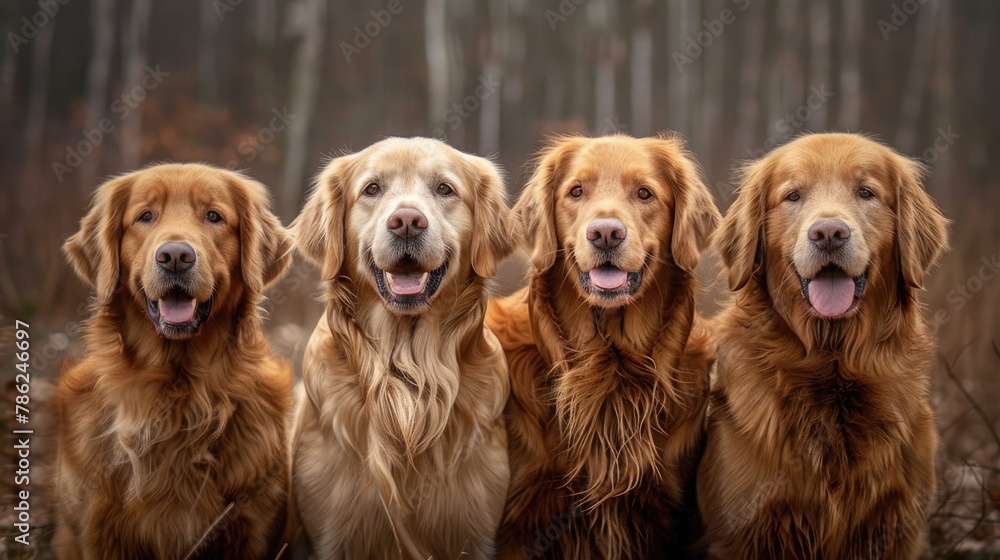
[54,164,294,559]
[486,134,721,558]
[697,133,948,559]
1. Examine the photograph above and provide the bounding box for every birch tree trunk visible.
[280,0,327,220]
[120,0,153,169]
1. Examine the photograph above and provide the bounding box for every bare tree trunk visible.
[838,0,862,130]
[684,1,702,149]
[425,0,449,132]
[80,0,117,190]
[478,0,505,156]
[928,0,954,187]
[698,0,723,169]
[895,0,938,155]
[778,0,802,117]
[592,0,617,135]
[120,0,153,170]
[806,0,831,130]
[255,0,277,112]
[629,0,652,137]
[570,26,589,122]
[20,20,55,264]
[199,0,219,105]
[735,0,765,156]
[959,3,989,177]
[25,23,55,151]
[667,0,689,134]
[280,0,327,220]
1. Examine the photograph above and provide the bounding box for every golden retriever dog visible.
[486,134,721,558]
[290,138,515,558]
[54,164,294,559]
[697,133,948,559]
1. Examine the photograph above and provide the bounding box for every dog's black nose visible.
[587,218,627,250]
[387,208,428,239]
[808,219,851,252]
[156,242,196,273]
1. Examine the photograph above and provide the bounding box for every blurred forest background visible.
[0,0,997,556]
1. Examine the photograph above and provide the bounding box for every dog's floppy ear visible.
[465,155,515,278]
[290,154,354,279]
[715,157,772,291]
[893,154,949,290]
[63,173,134,304]
[231,174,293,296]
[649,135,722,272]
[514,137,582,271]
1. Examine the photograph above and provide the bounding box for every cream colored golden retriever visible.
[697,133,948,559]
[55,164,294,559]
[486,134,721,558]
[290,138,514,558]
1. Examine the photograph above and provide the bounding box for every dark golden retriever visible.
[697,133,948,559]
[290,138,514,558]
[486,134,721,558]
[54,164,294,559]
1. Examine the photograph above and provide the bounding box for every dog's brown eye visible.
[858,187,874,199]
[637,187,653,200]
[437,183,454,196]
[137,211,154,223]
[570,185,583,198]
[785,191,800,202]
[206,210,223,223]
[363,183,381,196]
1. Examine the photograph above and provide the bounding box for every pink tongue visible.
[387,272,426,296]
[590,266,628,290]
[158,296,197,324]
[808,271,856,317]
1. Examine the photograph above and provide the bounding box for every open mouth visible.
[799,265,867,318]
[146,287,213,338]
[372,254,448,312]
[578,263,643,301]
